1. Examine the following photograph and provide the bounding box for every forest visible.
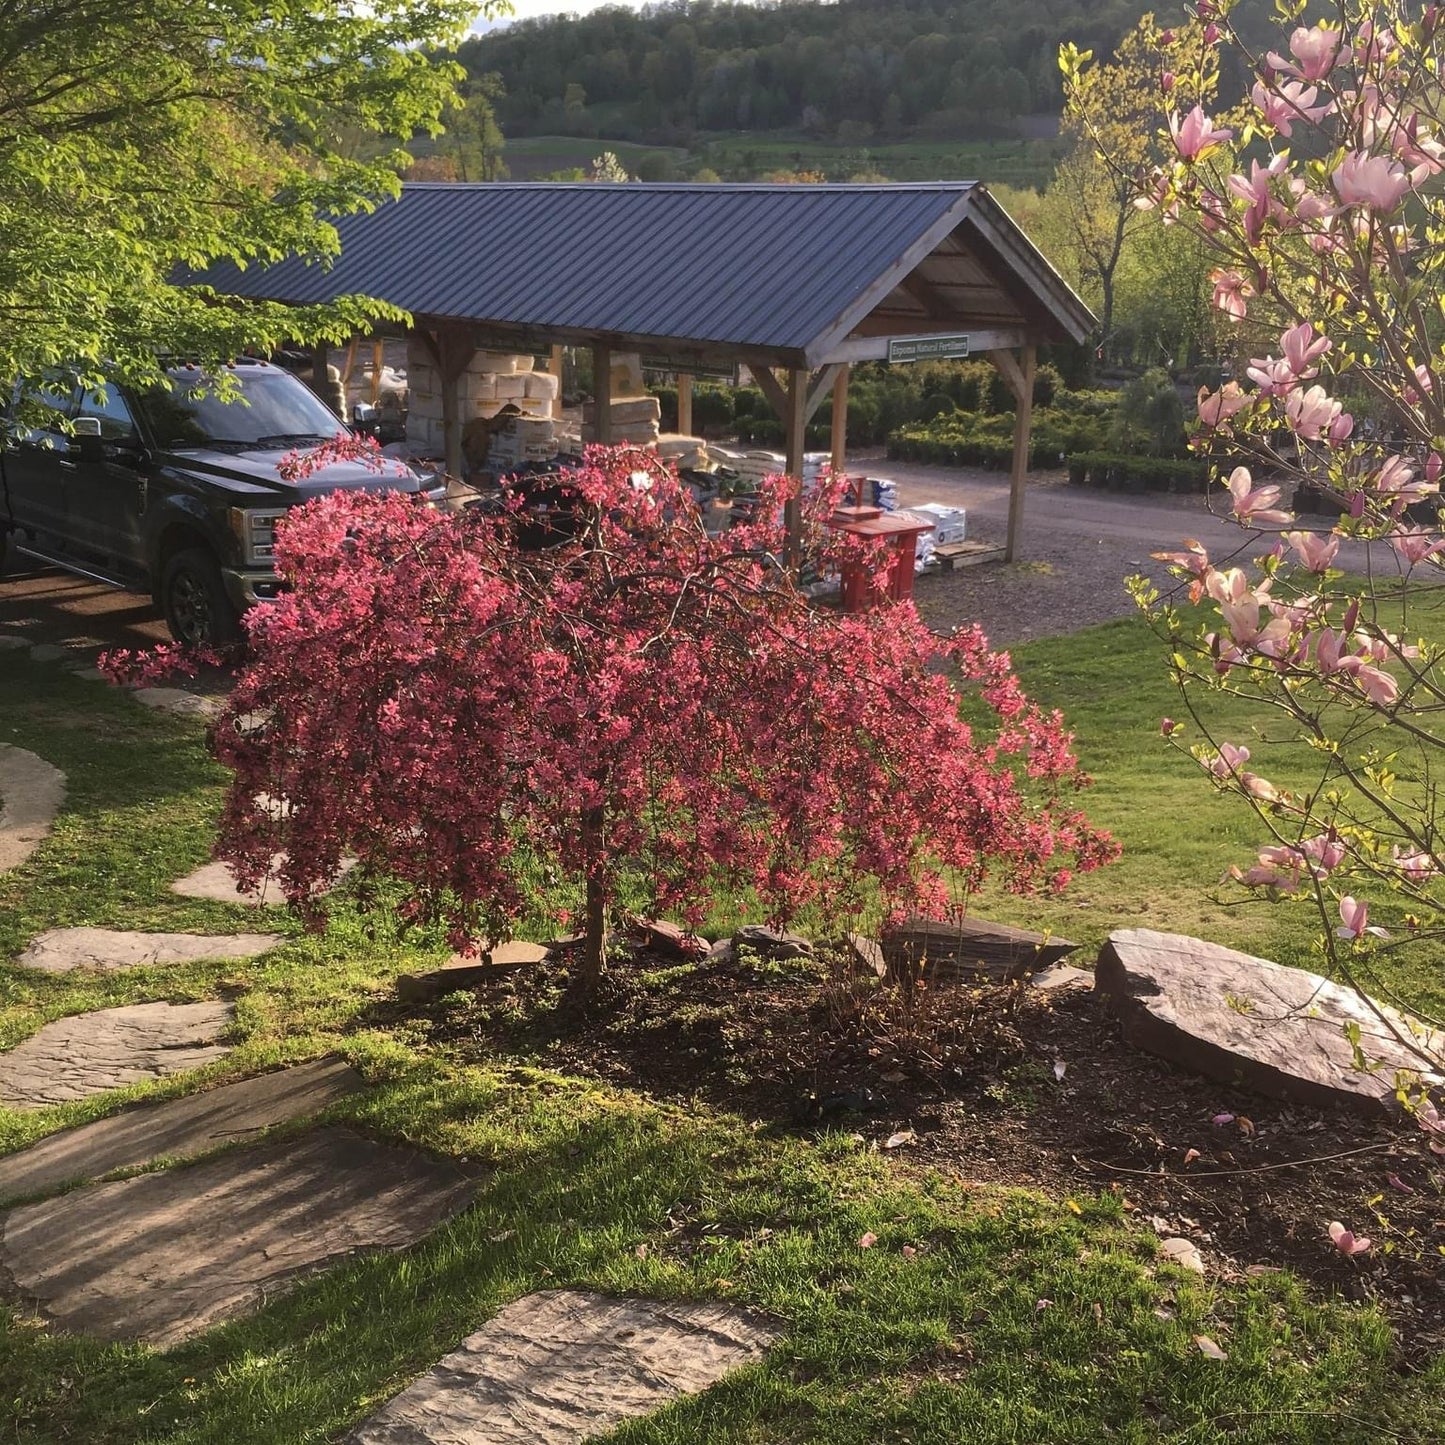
[458,0,1162,148]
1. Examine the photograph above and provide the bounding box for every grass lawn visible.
[1,641,1442,1444]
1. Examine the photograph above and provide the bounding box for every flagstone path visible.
[16,927,282,973]
[0,1001,235,1108]
[0,744,65,874]
[347,1289,776,1445]
[171,855,356,906]
[0,1126,476,1346]
[0,1057,362,1204]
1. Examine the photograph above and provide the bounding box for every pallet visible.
[934,541,1005,571]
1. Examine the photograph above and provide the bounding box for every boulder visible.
[881,915,1078,985]
[632,918,709,961]
[734,925,814,960]
[1095,927,1444,1115]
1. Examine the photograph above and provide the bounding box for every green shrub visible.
[1110,367,1187,457]
[886,407,1112,469]
[1064,450,1211,492]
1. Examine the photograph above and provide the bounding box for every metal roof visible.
[197,183,1094,365]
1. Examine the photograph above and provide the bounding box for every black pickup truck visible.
[0,357,441,646]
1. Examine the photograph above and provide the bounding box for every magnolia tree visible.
[198,449,1115,988]
[1065,1,1445,1091]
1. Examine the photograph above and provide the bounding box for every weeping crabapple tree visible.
[1065,0,1445,1100]
[204,447,1115,990]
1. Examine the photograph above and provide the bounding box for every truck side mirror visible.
[351,402,379,436]
[72,417,102,437]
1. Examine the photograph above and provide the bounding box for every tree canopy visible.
[1,0,504,395]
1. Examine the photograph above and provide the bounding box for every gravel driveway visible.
[871,453,1334,647]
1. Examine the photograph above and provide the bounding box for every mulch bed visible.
[414,944,1445,1363]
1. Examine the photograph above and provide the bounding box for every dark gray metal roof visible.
[197,183,1094,364]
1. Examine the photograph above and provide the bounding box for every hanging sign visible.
[887,334,971,364]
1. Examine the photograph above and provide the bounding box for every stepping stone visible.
[347,1289,775,1445]
[0,1057,362,1204]
[882,915,1078,984]
[1030,963,1092,993]
[0,1126,475,1345]
[171,854,355,906]
[0,744,65,874]
[15,927,282,973]
[397,942,549,1003]
[0,1001,234,1108]
[1095,928,1445,1115]
[27,643,70,663]
[128,687,222,719]
[0,635,28,652]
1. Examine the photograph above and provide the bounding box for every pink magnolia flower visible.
[1171,105,1233,160]
[1160,717,1179,736]
[1211,269,1254,320]
[1226,466,1292,524]
[1284,530,1339,572]
[1251,78,1333,136]
[1301,833,1346,874]
[1351,662,1400,707]
[1376,455,1435,500]
[1280,322,1331,379]
[1327,1221,1373,1256]
[1268,26,1341,82]
[1327,410,1355,444]
[1392,846,1437,882]
[1208,741,1251,777]
[1246,355,1296,396]
[1390,526,1445,566]
[1284,384,1343,440]
[1336,896,1387,941]
[1227,154,1289,243]
[1332,151,1412,210]
[1197,382,1250,427]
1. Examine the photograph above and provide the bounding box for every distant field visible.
[499,135,690,180]
[696,133,1065,188]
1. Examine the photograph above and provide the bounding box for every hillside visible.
[458,0,1150,157]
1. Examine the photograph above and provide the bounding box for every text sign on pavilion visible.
[887,334,971,364]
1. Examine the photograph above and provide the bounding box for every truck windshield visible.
[136,368,347,450]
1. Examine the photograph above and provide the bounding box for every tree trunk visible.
[579,806,607,990]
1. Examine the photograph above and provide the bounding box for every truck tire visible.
[160,547,241,649]
[0,528,13,578]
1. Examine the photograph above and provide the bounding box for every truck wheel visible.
[161,548,241,648]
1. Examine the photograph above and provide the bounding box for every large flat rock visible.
[15,927,283,973]
[171,854,355,907]
[1095,928,1444,1114]
[0,744,65,874]
[0,1127,476,1345]
[882,914,1078,984]
[348,1289,775,1445]
[0,1057,363,1204]
[0,1001,235,1109]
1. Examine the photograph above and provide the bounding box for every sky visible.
[472,0,645,30]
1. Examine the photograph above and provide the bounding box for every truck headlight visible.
[228,507,287,565]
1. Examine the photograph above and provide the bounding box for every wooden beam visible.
[752,365,790,422]
[987,345,1028,405]
[804,363,844,425]
[370,338,385,406]
[340,336,359,388]
[898,270,957,318]
[1002,344,1036,563]
[676,371,693,435]
[783,367,808,566]
[548,344,565,420]
[593,342,613,444]
[438,329,475,481]
[830,365,850,484]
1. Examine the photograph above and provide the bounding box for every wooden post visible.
[784,367,808,566]
[437,330,475,482]
[830,365,850,493]
[340,336,359,389]
[593,342,613,444]
[676,371,694,436]
[548,344,565,420]
[1001,344,1036,562]
[370,338,385,406]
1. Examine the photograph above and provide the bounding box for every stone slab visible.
[347,1289,775,1445]
[27,644,70,663]
[0,1057,363,1204]
[0,1001,235,1109]
[129,686,222,719]
[1095,928,1444,1115]
[0,1126,476,1345]
[0,744,65,874]
[0,635,29,652]
[1030,963,1093,993]
[882,915,1078,985]
[15,927,283,973]
[397,942,549,1003]
[171,854,355,906]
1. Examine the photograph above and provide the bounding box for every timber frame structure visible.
[200,182,1095,560]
